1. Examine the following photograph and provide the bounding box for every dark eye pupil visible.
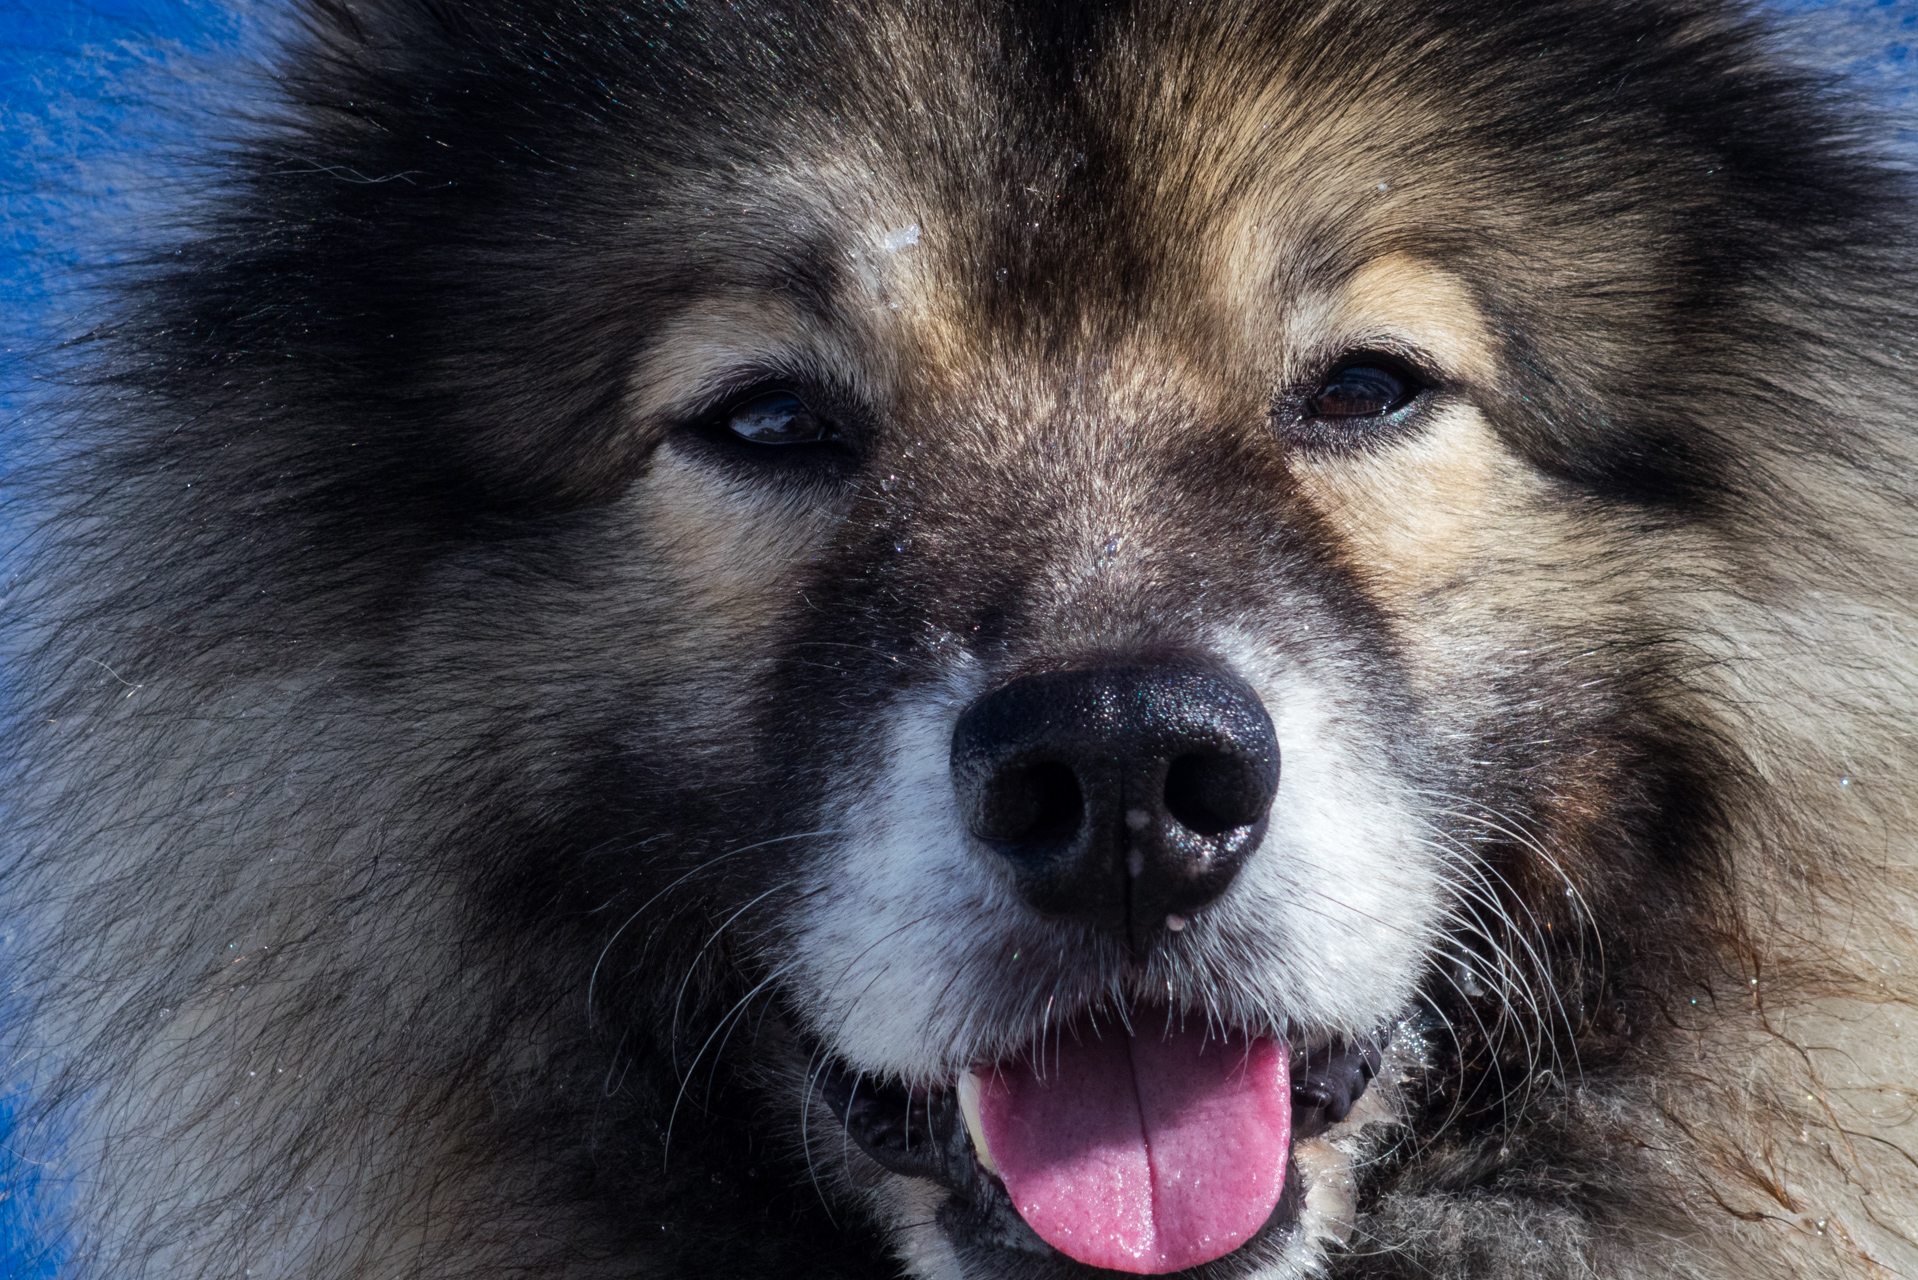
[727,391,828,444]
[1310,365,1409,418]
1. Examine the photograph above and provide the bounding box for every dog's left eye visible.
[723,391,835,445]
[1308,362,1419,419]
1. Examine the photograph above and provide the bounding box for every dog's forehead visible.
[690,14,1495,413]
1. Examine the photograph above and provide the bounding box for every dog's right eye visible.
[722,391,836,446]
[1310,364,1413,418]
[676,383,860,481]
[1307,359,1422,420]
[1275,349,1437,455]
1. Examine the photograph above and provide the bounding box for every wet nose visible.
[949,664,1279,944]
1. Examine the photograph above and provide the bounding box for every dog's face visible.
[109,0,1858,1275]
[505,4,1728,1275]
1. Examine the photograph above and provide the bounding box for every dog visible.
[6,0,1918,1276]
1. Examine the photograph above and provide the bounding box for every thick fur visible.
[6,1,1918,1277]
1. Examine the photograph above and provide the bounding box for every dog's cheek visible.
[1289,404,1530,611]
[636,447,843,637]
[586,446,851,735]
[391,447,845,802]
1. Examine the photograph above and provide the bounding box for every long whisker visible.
[664,959,797,1164]
[798,1044,842,1226]
[669,880,797,1061]
[1409,792,1602,1106]
[586,829,837,1023]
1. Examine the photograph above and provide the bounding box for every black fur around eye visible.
[723,390,835,445]
[1308,361,1420,419]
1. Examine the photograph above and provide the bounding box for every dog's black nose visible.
[950,665,1279,943]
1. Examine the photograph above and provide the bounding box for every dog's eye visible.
[1308,362,1418,419]
[724,391,834,445]
[678,383,858,480]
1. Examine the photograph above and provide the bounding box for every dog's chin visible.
[806,1020,1392,1280]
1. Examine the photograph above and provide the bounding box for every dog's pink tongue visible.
[975,1025,1289,1275]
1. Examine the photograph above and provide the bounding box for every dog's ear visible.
[135,0,703,522]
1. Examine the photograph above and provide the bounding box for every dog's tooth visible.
[957,1070,999,1176]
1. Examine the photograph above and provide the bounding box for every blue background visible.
[0,0,1913,1272]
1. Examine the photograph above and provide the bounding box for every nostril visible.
[974,760,1084,846]
[1163,751,1268,836]
[1015,762,1084,845]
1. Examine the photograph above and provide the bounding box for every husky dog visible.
[7,0,1918,1276]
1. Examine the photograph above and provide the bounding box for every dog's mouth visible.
[815,1010,1382,1276]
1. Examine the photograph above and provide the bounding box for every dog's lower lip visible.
[812,1033,1384,1272]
